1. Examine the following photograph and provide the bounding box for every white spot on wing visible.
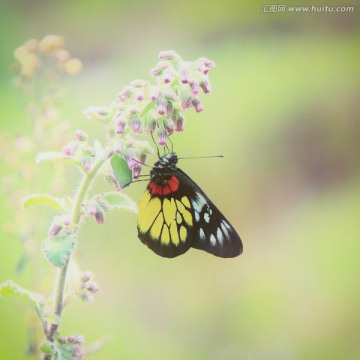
[204,212,210,223]
[217,228,224,245]
[223,221,231,230]
[194,211,200,222]
[192,193,207,213]
[199,228,206,240]
[221,222,228,237]
[210,234,217,246]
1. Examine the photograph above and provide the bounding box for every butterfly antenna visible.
[132,178,151,183]
[167,134,174,153]
[177,155,224,160]
[151,131,161,158]
[131,158,152,167]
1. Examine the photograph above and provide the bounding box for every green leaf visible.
[101,192,138,213]
[36,151,82,166]
[58,344,74,360]
[42,233,76,268]
[40,341,60,359]
[22,193,69,211]
[0,280,45,319]
[111,155,132,189]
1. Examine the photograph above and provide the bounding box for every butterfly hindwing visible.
[173,168,243,258]
[137,186,196,257]
[137,153,243,258]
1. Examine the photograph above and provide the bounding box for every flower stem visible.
[43,157,106,359]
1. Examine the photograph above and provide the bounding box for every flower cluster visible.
[48,215,74,237]
[58,334,85,359]
[84,50,215,179]
[13,35,82,80]
[75,271,100,303]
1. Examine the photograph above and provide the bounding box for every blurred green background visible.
[1,0,360,359]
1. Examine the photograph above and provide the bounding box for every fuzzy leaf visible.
[111,155,132,189]
[101,192,138,213]
[36,151,82,166]
[0,280,45,318]
[42,233,76,268]
[40,341,60,359]
[22,193,68,211]
[58,344,75,360]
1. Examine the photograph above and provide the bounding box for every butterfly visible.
[137,152,243,258]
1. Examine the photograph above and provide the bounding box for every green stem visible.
[43,157,106,359]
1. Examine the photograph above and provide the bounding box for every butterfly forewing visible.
[137,153,243,258]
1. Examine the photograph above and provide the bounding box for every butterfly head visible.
[154,152,178,170]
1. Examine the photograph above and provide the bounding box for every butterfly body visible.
[137,153,243,258]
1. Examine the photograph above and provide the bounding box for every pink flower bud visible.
[157,98,166,115]
[166,101,173,116]
[181,95,192,109]
[103,148,113,160]
[66,335,85,345]
[146,117,157,132]
[61,215,71,226]
[180,67,190,84]
[127,157,138,169]
[192,98,203,112]
[62,142,78,157]
[49,223,63,237]
[86,202,97,216]
[74,130,87,142]
[81,293,94,302]
[118,86,132,101]
[87,282,100,293]
[74,347,84,360]
[158,128,167,146]
[162,68,174,84]
[116,119,127,134]
[131,164,142,180]
[130,116,141,132]
[164,87,177,101]
[135,89,144,101]
[82,156,91,172]
[150,67,162,77]
[175,115,185,132]
[150,88,160,101]
[95,208,104,224]
[190,81,200,96]
[164,118,175,135]
[200,79,211,94]
[112,139,123,154]
[159,50,177,60]
[65,225,73,234]
[81,271,94,282]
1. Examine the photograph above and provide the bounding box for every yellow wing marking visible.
[138,195,161,233]
[150,212,163,239]
[161,225,170,244]
[179,226,187,241]
[163,198,176,226]
[181,196,191,208]
[139,192,194,245]
[176,199,193,226]
[169,222,179,245]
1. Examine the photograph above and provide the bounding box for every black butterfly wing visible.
[172,167,243,258]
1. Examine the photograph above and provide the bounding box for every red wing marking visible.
[149,175,179,195]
